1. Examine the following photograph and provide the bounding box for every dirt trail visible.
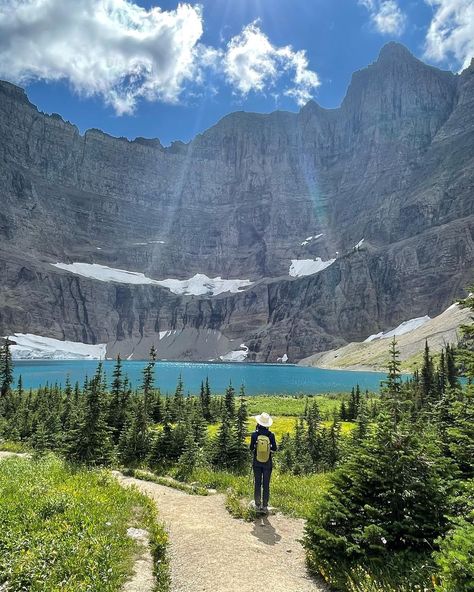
[118,474,327,592]
[0,451,28,460]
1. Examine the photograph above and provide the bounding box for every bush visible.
[434,480,474,592]
[304,416,452,590]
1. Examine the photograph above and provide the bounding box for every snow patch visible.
[157,274,252,296]
[219,344,249,362]
[289,258,335,277]
[52,263,252,296]
[6,333,106,360]
[301,233,323,246]
[277,353,289,363]
[159,330,177,340]
[354,238,365,250]
[364,316,431,343]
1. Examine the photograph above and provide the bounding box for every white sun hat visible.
[254,412,273,427]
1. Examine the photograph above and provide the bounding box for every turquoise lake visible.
[12,360,390,394]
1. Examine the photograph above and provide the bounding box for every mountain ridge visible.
[0,42,472,362]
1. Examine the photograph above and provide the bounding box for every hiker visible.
[250,412,277,514]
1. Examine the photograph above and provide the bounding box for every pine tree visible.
[16,375,23,397]
[304,413,453,578]
[142,346,157,419]
[457,290,474,381]
[382,337,403,425]
[279,433,295,473]
[348,387,356,420]
[203,377,212,421]
[118,398,150,466]
[340,401,348,421]
[0,339,14,397]
[213,410,236,469]
[176,433,201,480]
[65,362,112,465]
[292,417,311,474]
[446,344,458,389]
[224,382,235,419]
[307,401,321,469]
[421,340,436,406]
[234,388,249,471]
[172,374,185,421]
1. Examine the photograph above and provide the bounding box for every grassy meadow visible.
[0,455,169,592]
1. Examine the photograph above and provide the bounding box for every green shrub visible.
[304,416,452,590]
[434,480,474,592]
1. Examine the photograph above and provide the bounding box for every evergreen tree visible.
[172,374,185,421]
[234,388,249,471]
[421,340,436,406]
[348,387,357,420]
[198,376,212,421]
[279,432,295,473]
[306,401,322,469]
[304,413,453,579]
[213,410,236,469]
[118,398,150,466]
[65,362,112,465]
[224,382,235,419]
[445,344,458,389]
[292,417,311,474]
[381,337,403,425]
[457,290,474,381]
[0,339,14,397]
[142,346,157,418]
[176,432,201,480]
[340,401,348,421]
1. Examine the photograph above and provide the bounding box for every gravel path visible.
[118,474,327,592]
[0,451,28,460]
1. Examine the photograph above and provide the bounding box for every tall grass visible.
[188,466,332,517]
[0,455,169,592]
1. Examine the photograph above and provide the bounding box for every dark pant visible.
[253,464,272,507]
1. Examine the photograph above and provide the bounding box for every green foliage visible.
[434,480,474,592]
[225,488,257,521]
[123,468,209,496]
[0,339,14,397]
[0,455,169,591]
[65,363,113,465]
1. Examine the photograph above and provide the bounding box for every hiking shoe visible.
[262,506,268,514]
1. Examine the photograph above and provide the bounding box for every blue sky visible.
[0,0,472,145]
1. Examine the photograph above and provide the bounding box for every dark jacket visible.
[250,425,277,467]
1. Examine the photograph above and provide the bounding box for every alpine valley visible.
[1,42,473,362]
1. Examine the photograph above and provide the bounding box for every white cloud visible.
[0,0,205,114]
[223,22,320,106]
[0,2,320,112]
[359,0,407,36]
[424,0,474,71]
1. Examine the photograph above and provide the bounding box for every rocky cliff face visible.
[0,43,473,361]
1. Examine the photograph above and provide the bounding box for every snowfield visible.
[52,263,252,296]
[289,258,336,277]
[219,344,249,362]
[6,333,107,360]
[364,316,431,342]
[301,234,323,246]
